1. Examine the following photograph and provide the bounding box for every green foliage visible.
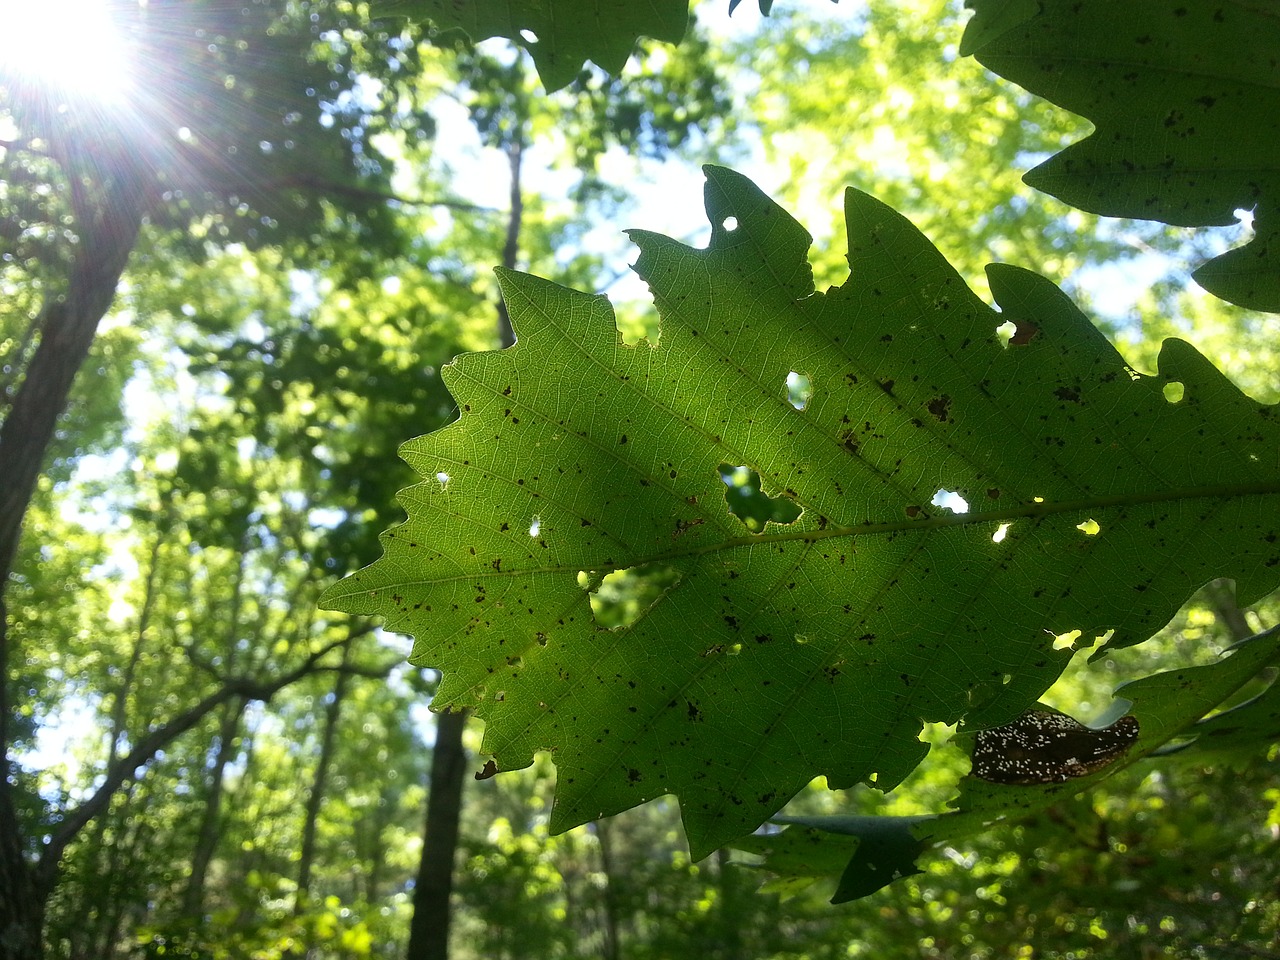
[759,624,1280,902]
[964,0,1280,312]
[323,165,1280,858]
[731,0,1124,298]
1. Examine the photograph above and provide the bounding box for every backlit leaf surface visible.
[963,0,1280,311]
[371,0,687,91]
[321,167,1280,856]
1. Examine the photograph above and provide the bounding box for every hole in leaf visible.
[722,215,739,231]
[931,488,969,513]
[1051,629,1082,651]
[992,522,1011,543]
[1076,518,1101,536]
[1163,381,1185,403]
[1062,628,1110,653]
[528,516,541,537]
[995,320,1017,347]
[918,720,958,746]
[786,371,812,410]
[720,464,801,531]
[435,472,450,487]
[1234,206,1255,230]
[519,28,538,43]
[587,563,681,629]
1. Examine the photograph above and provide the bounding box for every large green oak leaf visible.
[371,0,687,92]
[962,0,1280,312]
[321,166,1280,857]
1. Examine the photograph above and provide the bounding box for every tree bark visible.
[494,138,524,349]
[0,626,45,953]
[296,637,356,904]
[405,708,468,960]
[714,847,745,960]
[181,698,249,919]
[0,133,150,960]
[595,820,623,960]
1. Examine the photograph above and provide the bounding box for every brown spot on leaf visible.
[1010,321,1039,346]
[926,395,952,422]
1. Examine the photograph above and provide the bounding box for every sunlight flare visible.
[0,0,137,103]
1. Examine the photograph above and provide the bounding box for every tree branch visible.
[34,635,351,897]
[274,173,499,213]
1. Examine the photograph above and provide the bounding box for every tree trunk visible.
[714,847,745,960]
[296,638,355,904]
[0,128,150,956]
[0,699,44,955]
[494,138,524,348]
[182,697,248,918]
[595,820,623,960]
[405,708,468,960]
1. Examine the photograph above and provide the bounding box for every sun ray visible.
[0,0,137,103]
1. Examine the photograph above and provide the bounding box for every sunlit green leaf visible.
[321,166,1280,857]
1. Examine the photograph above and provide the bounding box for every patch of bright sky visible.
[1077,210,1257,321]
[22,694,102,800]
[0,0,137,103]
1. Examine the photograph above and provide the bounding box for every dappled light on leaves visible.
[968,709,1140,785]
[1051,629,1083,651]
